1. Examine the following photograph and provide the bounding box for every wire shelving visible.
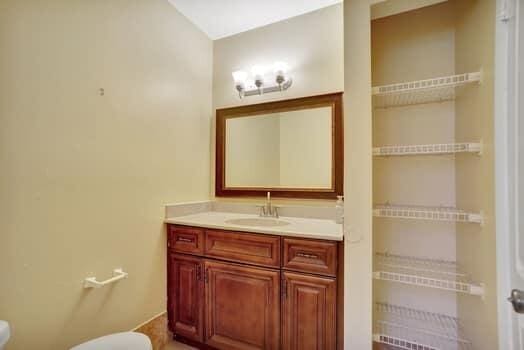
[372,72,481,108]
[373,252,484,296]
[373,204,483,225]
[374,302,472,350]
[373,142,482,157]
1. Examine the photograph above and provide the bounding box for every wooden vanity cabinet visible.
[167,224,342,350]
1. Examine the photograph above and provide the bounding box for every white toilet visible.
[0,321,10,350]
[71,332,152,350]
[0,321,150,350]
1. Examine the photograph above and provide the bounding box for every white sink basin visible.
[225,218,291,227]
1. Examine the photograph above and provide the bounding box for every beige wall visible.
[0,1,212,349]
[455,0,498,348]
[0,2,499,350]
[371,0,448,20]
[370,1,499,348]
[212,4,344,109]
[212,4,343,204]
[343,1,373,348]
[372,1,459,316]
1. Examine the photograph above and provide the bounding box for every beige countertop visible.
[164,211,343,241]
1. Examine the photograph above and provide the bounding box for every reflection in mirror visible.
[225,107,333,189]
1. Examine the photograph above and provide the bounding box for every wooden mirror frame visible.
[215,92,343,199]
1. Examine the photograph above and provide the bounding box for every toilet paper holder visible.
[84,268,128,289]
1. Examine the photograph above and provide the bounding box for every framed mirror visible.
[215,92,343,199]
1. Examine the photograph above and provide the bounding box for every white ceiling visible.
[167,0,343,40]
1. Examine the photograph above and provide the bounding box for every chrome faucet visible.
[258,192,279,218]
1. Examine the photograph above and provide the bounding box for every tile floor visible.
[162,340,197,350]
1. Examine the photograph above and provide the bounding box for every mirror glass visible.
[225,106,333,189]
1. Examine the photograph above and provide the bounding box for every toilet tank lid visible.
[0,321,10,346]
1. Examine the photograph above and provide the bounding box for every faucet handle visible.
[256,205,267,217]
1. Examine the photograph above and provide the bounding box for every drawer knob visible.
[177,236,195,243]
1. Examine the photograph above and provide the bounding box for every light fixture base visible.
[242,78,292,98]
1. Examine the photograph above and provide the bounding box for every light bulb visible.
[251,65,267,79]
[273,61,289,76]
[251,65,266,89]
[232,70,247,85]
[274,62,289,85]
[232,70,247,98]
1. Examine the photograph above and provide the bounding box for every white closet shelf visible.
[373,142,482,156]
[373,302,472,350]
[373,252,484,296]
[372,72,481,108]
[373,203,483,225]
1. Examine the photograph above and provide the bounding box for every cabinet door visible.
[204,260,280,350]
[167,253,204,342]
[282,272,337,350]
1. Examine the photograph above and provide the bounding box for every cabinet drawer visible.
[282,238,338,276]
[167,225,204,255]
[205,229,281,268]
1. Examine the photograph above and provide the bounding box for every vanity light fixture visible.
[231,61,293,99]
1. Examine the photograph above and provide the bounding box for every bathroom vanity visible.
[165,92,344,349]
[165,211,343,350]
